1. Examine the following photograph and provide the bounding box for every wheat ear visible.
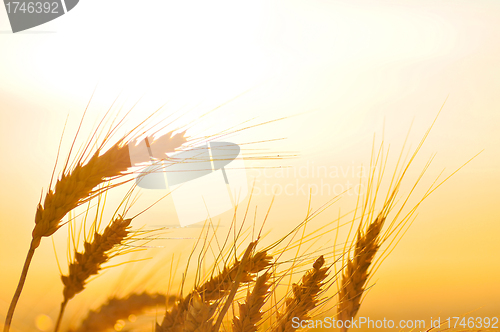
[182,291,217,332]
[337,213,385,332]
[33,143,132,247]
[4,142,131,332]
[157,249,272,332]
[199,250,272,302]
[272,255,329,332]
[54,216,132,332]
[73,292,171,332]
[232,272,271,332]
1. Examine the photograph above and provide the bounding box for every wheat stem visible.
[157,247,272,332]
[4,143,132,332]
[212,242,257,332]
[54,299,68,332]
[3,241,37,332]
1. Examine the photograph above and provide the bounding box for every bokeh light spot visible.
[35,314,52,331]
[114,319,126,331]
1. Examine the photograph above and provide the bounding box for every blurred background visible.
[1,0,499,331]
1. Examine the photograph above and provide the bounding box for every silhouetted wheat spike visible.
[272,256,329,332]
[199,250,272,302]
[157,247,272,332]
[337,213,385,332]
[54,216,132,332]
[5,126,190,332]
[73,292,170,332]
[232,272,271,332]
[4,142,131,332]
[32,143,132,248]
[182,291,217,332]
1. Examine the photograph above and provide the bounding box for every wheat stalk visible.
[336,213,385,332]
[54,216,132,332]
[157,247,272,332]
[4,124,190,332]
[3,142,132,332]
[199,250,272,302]
[232,272,271,332]
[72,292,171,332]
[212,241,259,332]
[182,291,217,332]
[33,142,132,248]
[271,255,329,332]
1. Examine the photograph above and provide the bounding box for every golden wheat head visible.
[272,255,329,332]
[337,213,385,332]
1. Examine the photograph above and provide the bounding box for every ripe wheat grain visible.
[55,216,132,332]
[271,256,329,332]
[232,272,271,332]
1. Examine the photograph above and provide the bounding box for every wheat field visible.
[0,104,494,332]
[1,1,500,331]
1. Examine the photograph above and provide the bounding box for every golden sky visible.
[1,0,499,331]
